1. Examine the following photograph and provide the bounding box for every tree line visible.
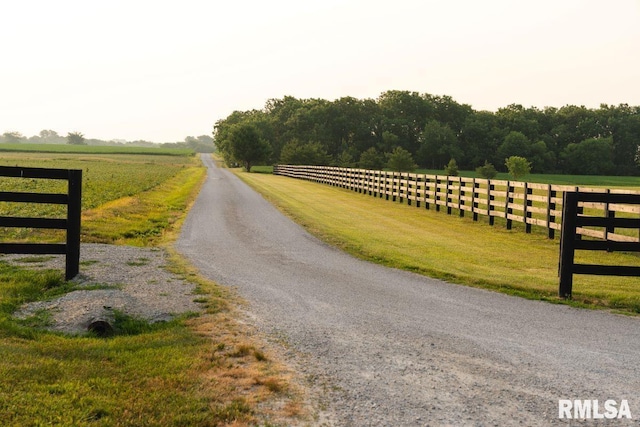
[213,91,640,175]
[1,130,214,152]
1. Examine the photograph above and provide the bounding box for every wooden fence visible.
[559,191,640,298]
[273,165,640,243]
[0,166,82,280]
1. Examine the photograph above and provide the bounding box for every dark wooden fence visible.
[558,191,640,298]
[274,165,640,242]
[0,166,82,280]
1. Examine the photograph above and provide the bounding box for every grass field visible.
[0,152,306,426]
[0,152,203,244]
[416,168,640,188]
[0,143,194,156]
[253,164,640,188]
[236,170,640,314]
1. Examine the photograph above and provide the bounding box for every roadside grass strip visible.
[0,152,309,425]
[0,256,307,426]
[237,170,640,314]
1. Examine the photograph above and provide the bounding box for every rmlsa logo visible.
[559,399,632,420]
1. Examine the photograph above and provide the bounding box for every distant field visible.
[416,168,640,188]
[0,152,203,244]
[256,165,640,188]
[0,143,194,156]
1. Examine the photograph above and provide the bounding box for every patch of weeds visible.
[15,256,55,264]
[212,399,252,423]
[229,344,253,358]
[193,297,208,304]
[16,309,53,329]
[107,310,170,336]
[126,257,150,266]
[78,283,123,291]
[253,349,267,362]
[83,408,110,422]
[97,311,197,337]
[227,344,268,362]
[80,259,100,266]
[256,377,286,393]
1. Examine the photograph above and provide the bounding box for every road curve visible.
[176,155,640,426]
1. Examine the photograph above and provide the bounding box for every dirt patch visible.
[7,243,201,335]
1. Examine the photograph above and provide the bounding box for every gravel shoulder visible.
[7,243,201,335]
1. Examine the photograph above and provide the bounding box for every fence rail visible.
[559,191,640,298]
[273,165,640,242]
[0,166,82,280]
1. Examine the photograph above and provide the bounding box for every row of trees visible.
[213,91,640,175]
[1,130,215,152]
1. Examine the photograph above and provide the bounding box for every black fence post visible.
[558,191,578,299]
[525,183,532,234]
[66,169,82,280]
[488,181,495,226]
[547,185,556,239]
[506,182,513,230]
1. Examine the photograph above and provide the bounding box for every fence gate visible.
[558,191,640,298]
[0,166,82,280]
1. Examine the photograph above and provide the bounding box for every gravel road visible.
[175,155,640,426]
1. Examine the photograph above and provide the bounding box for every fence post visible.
[458,178,464,218]
[446,177,452,215]
[488,180,495,226]
[66,169,82,280]
[525,182,532,234]
[424,176,431,210]
[558,191,578,299]
[604,188,615,250]
[472,179,479,222]
[435,177,441,212]
[505,181,513,230]
[547,185,556,239]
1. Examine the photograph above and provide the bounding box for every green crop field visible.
[0,152,200,243]
[0,142,194,156]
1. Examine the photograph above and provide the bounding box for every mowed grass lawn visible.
[237,171,640,314]
[0,152,306,426]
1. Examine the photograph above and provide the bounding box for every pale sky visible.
[1,0,639,142]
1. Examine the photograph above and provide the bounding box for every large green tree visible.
[378,90,433,154]
[279,140,331,165]
[505,156,532,179]
[227,124,271,172]
[359,147,385,170]
[417,120,460,169]
[387,146,417,172]
[67,132,86,145]
[1,131,25,143]
[561,137,615,175]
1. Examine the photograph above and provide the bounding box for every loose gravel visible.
[8,244,201,335]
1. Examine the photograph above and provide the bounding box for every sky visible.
[1,0,639,143]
